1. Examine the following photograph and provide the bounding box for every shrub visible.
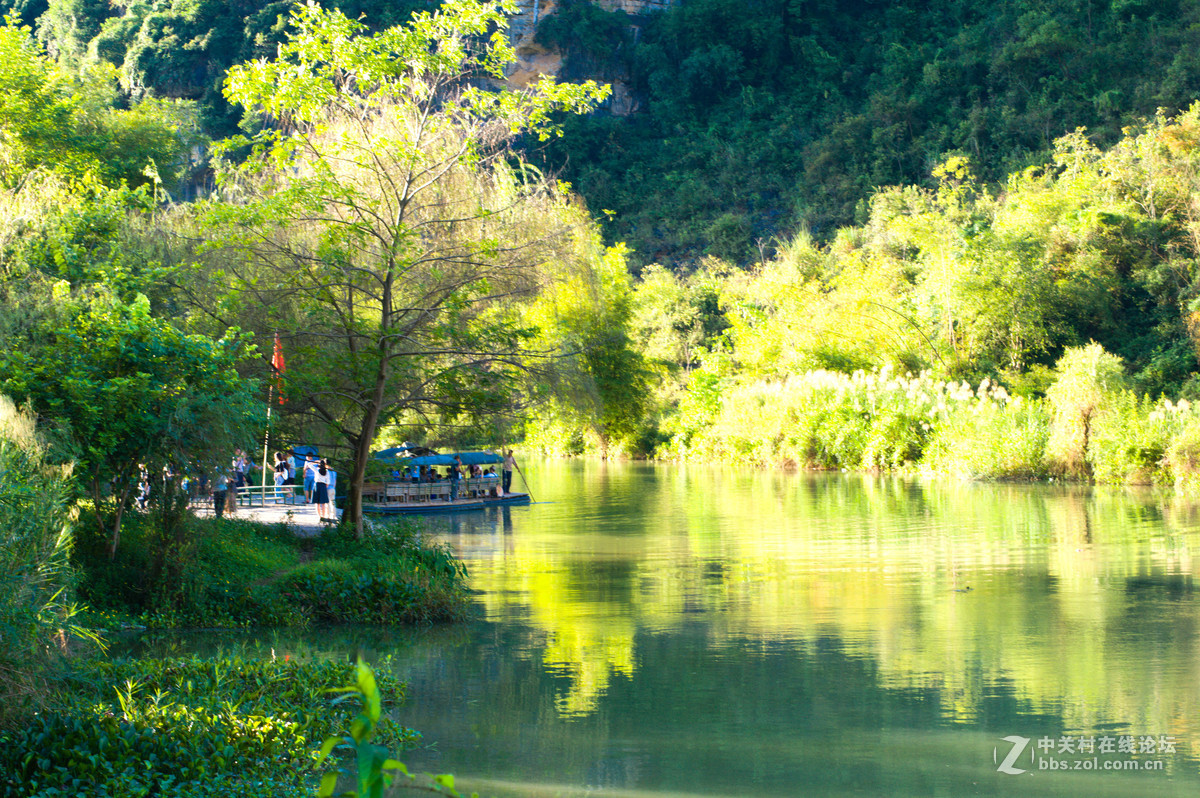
[281,554,468,625]
[1045,343,1127,476]
[672,368,992,470]
[1167,413,1200,491]
[0,655,418,798]
[0,396,88,723]
[1088,392,1182,484]
[76,513,469,629]
[76,512,303,628]
[925,394,1050,479]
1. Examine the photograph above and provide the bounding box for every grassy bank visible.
[74,511,470,630]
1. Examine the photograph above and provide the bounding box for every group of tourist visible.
[272,451,337,520]
[382,450,517,502]
[141,446,517,519]
[203,448,337,521]
[134,461,211,511]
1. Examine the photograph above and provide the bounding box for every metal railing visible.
[235,484,303,507]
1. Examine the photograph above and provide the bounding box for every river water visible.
[129,459,1200,796]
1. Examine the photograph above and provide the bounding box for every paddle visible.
[512,457,535,503]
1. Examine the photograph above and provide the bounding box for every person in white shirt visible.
[303,455,320,503]
[313,459,332,519]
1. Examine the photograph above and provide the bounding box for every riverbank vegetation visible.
[0,655,453,797]
[663,347,1200,490]
[76,512,470,630]
[535,106,1200,478]
[0,4,597,795]
[8,0,1200,502]
[7,0,1200,563]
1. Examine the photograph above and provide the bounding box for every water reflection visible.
[123,461,1200,796]
[422,464,1200,738]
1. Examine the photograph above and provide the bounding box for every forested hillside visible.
[0,0,440,132]
[8,0,1198,267]
[536,0,1200,266]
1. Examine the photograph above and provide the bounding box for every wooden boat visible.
[362,489,530,515]
[362,449,529,515]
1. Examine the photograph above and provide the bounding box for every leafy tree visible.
[0,17,95,186]
[191,0,608,536]
[526,241,652,456]
[1046,342,1127,476]
[0,17,199,190]
[0,283,257,557]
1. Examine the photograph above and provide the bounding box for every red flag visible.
[272,333,286,404]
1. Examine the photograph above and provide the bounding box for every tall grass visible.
[0,396,88,723]
[925,393,1050,479]
[663,354,1200,491]
[670,367,1019,472]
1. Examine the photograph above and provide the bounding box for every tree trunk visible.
[349,366,387,539]
[348,430,376,539]
[105,480,132,560]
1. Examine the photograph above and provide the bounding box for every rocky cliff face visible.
[507,0,681,114]
[593,0,680,11]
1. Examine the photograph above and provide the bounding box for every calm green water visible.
[128,460,1200,796]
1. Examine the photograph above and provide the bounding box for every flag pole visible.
[263,332,285,501]
[262,385,273,499]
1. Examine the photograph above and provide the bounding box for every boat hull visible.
[363,492,531,515]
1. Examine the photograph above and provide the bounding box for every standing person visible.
[313,459,331,519]
[449,455,463,502]
[136,476,151,511]
[502,450,515,495]
[303,455,319,503]
[273,451,288,501]
[232,449,247,489]
[213,471,229,519]
[284,455,295,502]
[196,465,209,499]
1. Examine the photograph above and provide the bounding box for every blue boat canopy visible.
[381,451,503,467]
[374,444,439,460]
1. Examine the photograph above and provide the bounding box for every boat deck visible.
[363,491,530,515]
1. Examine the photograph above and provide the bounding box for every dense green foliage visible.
[34,0,438,134]
[0,283,257,555]
[19,0,1200,265]
[528,105,1200,461]
[668,109,1200,396]
[75,512,470,628]
[522,240,655,456]
[538,0,1200,265]
[0,19,198,191]
[664,349,1200,490]
[0,655,416,797]
[0,397,85,724]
